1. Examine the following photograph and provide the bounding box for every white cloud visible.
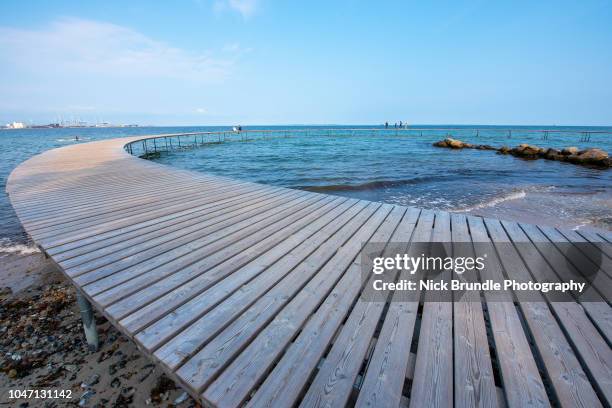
[214,0,258,18]
[195,107,209,114]
[0,18,233,82]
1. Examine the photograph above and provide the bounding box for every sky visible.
[0,0,611,126]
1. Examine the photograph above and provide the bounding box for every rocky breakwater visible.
[433,138,611,168]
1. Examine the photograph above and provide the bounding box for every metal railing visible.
[124,127,612,158]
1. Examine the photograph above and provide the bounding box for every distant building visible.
[6,122,26,129]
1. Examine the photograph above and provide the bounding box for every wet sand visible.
[0,252,198,408]
[456,187,612,233]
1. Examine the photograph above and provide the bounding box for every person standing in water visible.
[385,122,388,129]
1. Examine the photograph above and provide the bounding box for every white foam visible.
[455,190,527,213]
[572,220,593,231]
[0,239,40,256]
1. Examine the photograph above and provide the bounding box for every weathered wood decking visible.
[6,134,612,408]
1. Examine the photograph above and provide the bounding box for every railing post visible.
[75,290,99,351]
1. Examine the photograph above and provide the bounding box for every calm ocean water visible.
[1,125,611,251]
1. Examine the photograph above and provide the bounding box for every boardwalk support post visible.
[76,290,99,351]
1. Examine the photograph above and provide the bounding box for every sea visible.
[1,125,611,254]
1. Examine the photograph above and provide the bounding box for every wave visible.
[297,176,445,193]
[56,137,91,142]
[453,186,556,213]
[0,238,40,256]
[454,190,527,213]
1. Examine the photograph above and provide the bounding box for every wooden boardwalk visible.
[6,133,612,408]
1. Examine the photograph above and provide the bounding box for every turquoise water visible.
[1,126,611,250]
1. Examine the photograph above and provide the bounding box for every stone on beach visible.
[433,137,610,168]
[510,144,543,158]
[567,148,609,165]
[433,138,468,148]
[562,146,579,155]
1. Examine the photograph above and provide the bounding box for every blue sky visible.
[0,0,611,126]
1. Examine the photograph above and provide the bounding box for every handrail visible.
[123,127,612,158]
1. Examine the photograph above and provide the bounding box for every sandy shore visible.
[0,251,198,408]
[456,186,612,233]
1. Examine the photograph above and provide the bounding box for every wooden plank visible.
[286,206,413,408]
[450,214,498,408]
[467,216,549,408]
[16,176,234,226]
[409,211,453,408]
[502,221,610,406]
[153,203,389,371]
[37,183,277,249]
[63,189,298,275]
[29,181,268,241]
[114,198,363,330]
[198,205,405,407]
[170,203,391,397]
[83,195,332,313]
[91,195,343,307]
[520,223,612,343]
[352,209,431,408]
[76,192,318,290]
[485,218,603,408]
[46,184,279,257]
[576,230,612,260]
[553,227,612,278]
[50,187,282,262]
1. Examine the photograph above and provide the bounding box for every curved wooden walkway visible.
[6,133,612,408]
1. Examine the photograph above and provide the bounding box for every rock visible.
[497,146,511,154]
[562,146,579,155]
[575,148,609,165]
[79,390,95,407]
[8,368,18,378]
[81,373,100,389]
[114,392,133,407]
[433,138,468,149]
[544,148,560,157]
[475,144,495,150]
[151,375,176,403]
[111,377,121,388]
[512,144,542,157]
[446,138,465,148]
[543,148,567,161]
[174,391,189,405]
[0,287,12,298]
